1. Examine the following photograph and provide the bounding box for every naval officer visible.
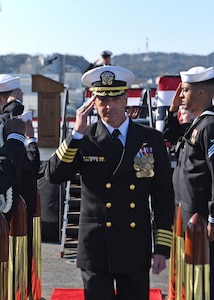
[45,65,174,300]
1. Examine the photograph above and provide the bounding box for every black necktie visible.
[112,129,121,139]
[112,129,123,150]
[110,129,124,172]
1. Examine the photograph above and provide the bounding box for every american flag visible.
[155,75,181,132]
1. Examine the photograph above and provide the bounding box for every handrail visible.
[60,180,71,258]
[59,87,69,242]
[60,87,69,144]
[147,89,155,128]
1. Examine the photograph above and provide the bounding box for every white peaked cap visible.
[0,74,20,92]
[180,66,214,83]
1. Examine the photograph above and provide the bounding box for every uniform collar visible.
[200,108,214,117]
[101,114,129,140]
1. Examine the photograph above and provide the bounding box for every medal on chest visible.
[133,145,154,178]
[190,129,198,144]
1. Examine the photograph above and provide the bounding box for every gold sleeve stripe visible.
[57,146,77,158]
[59,140,67,152]
[156,229,173,237]
[57,144,76,157]
[155,237,172,247]
[56,140,78,163]
[60,140,73,153]
[155,229,173,247]
[59,141,77,154]
[56,148,78,163]
[156,241,172,247]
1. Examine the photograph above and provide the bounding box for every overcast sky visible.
[0,0,213,62]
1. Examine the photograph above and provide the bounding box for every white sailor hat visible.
[0,74,20,92]
[180,66,214,83]
[100,50,113,57]
[81,65,135,97]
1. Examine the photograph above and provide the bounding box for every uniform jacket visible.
[163,109,191,147]
[0,139,25,194]
[20,141,40,215]
[173,106,214,230]
[46,118,174,273]
[1,139,40,224]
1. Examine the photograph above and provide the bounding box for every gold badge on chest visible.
[133,145,154,178]
[190,128,198,144]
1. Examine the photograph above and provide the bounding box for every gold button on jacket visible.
[130,222,136,228]
[106,183,111,189]
[130,202,135,208]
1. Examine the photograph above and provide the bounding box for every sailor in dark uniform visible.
[0,74,40,298]
[0,74,40,222]
[172,66,214,298]
[0,118,26,197]
[45,65,174,300]
[0,75,26,213]
[163,82,195,151]
[84,50,113,73]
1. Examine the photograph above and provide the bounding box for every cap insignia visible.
[100,71,115,86]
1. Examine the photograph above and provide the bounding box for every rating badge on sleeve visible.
[133,145,154,178]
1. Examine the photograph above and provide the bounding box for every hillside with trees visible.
[0,52,214,88]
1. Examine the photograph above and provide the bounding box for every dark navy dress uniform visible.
[163,109,191,149]
[0,138,25,195]
[172,108,214,228]
[173,107,214,299]
[46,118,174,299]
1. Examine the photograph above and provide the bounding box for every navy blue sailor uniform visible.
[163,109,191,148]
[172,107,214,299]
[0,136,26,222]
[173,107,214,231]
[46,118,174,274]
[0,138,25,195]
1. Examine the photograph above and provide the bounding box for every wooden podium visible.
[32,75,64,148]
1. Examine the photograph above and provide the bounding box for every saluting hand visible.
[74,95,96,134]
[169,83,182,112]
[3,117,26,139]
[7,88,23,102]
[25,120,35,139]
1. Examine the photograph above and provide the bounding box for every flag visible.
[155,75,181,132]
